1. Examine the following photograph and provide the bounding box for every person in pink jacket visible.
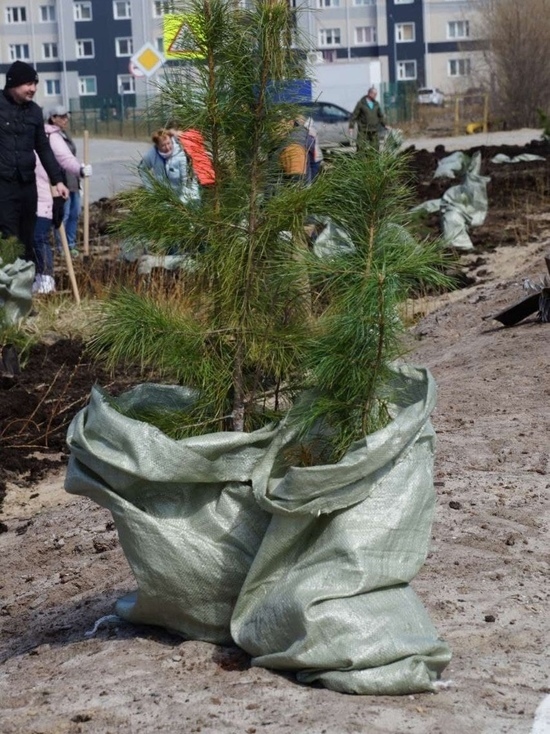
[32,119,92,294]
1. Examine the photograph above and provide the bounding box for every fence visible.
[66,94,188,139]
[404,90,493,137]
[451,92,493,135]
[66,89,493,140]
[379,81,418,126]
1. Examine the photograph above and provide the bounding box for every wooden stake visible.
[82,130,90,256]
[58,223,81,305]
[483,94,489,134]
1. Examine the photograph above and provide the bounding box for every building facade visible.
[0,0,173,111]
[298,0,485,93]
[0,0,484,111]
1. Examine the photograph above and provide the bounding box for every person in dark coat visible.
[348,86,388,153]
[0,61,68,261]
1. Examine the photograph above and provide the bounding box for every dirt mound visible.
[408,138,550,249]
[0,338,148,505]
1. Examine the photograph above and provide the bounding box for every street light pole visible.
[119,84,125,136]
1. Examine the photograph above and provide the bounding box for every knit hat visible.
[5,61,39,89]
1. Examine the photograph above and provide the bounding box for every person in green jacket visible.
[348,87,388,153]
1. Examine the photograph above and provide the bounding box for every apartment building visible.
[0,0,484,111]
[300,0,484,94]
[0,0,172,110]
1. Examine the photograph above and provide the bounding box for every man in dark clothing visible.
[348,87,388,154]
[0,61,68,261]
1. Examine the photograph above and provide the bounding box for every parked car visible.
[417,87,445,106]
[299,101,355,148]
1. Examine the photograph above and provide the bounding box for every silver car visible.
[417,87,445,106]
[300,101,354,149]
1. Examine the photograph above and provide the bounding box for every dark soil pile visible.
[0,339,145,508]
[407,138,550,250]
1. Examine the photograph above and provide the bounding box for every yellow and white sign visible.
[163,14,206,60]
[130,42,165,78]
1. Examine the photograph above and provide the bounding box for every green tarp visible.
[0,257,34,325]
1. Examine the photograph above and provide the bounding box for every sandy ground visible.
[1,132,549,733]
[2,238,548,734]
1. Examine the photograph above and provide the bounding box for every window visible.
[319,28,341,46]
[78,76,97,95]
[396,23,415,42]
[448,58,471,77]
[44,79,61,96]
[353,0,375,4]
[117,74,135,94]
[310,103,350,122]
[156,36,164,53]
[74,2,92,21]
[397,60,417,80]
[355,26,376,44]
[42,42,58,59]
[116,38,134,56]
[39,5,56,21]
[322,49,337,62]
[9,44,30,61]
[76,39,95,58]
[6,6,27,23]
[448,20,470,39]
[318,0,340,6]
[153,1,176,17]
[113,1,131,19]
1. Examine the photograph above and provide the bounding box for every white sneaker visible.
[32,274,56,294]
[32,274,44,294]
[42,275,56,294]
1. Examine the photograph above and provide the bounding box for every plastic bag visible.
[232,364,452,694]
[0,257,34,325]
[65,383,286,644]
[65,365,451,693]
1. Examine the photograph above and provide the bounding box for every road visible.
[74,128,544,203]
[401,126,544,153]
[73,137,150,203]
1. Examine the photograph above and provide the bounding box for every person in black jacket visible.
[0,61,68,261]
